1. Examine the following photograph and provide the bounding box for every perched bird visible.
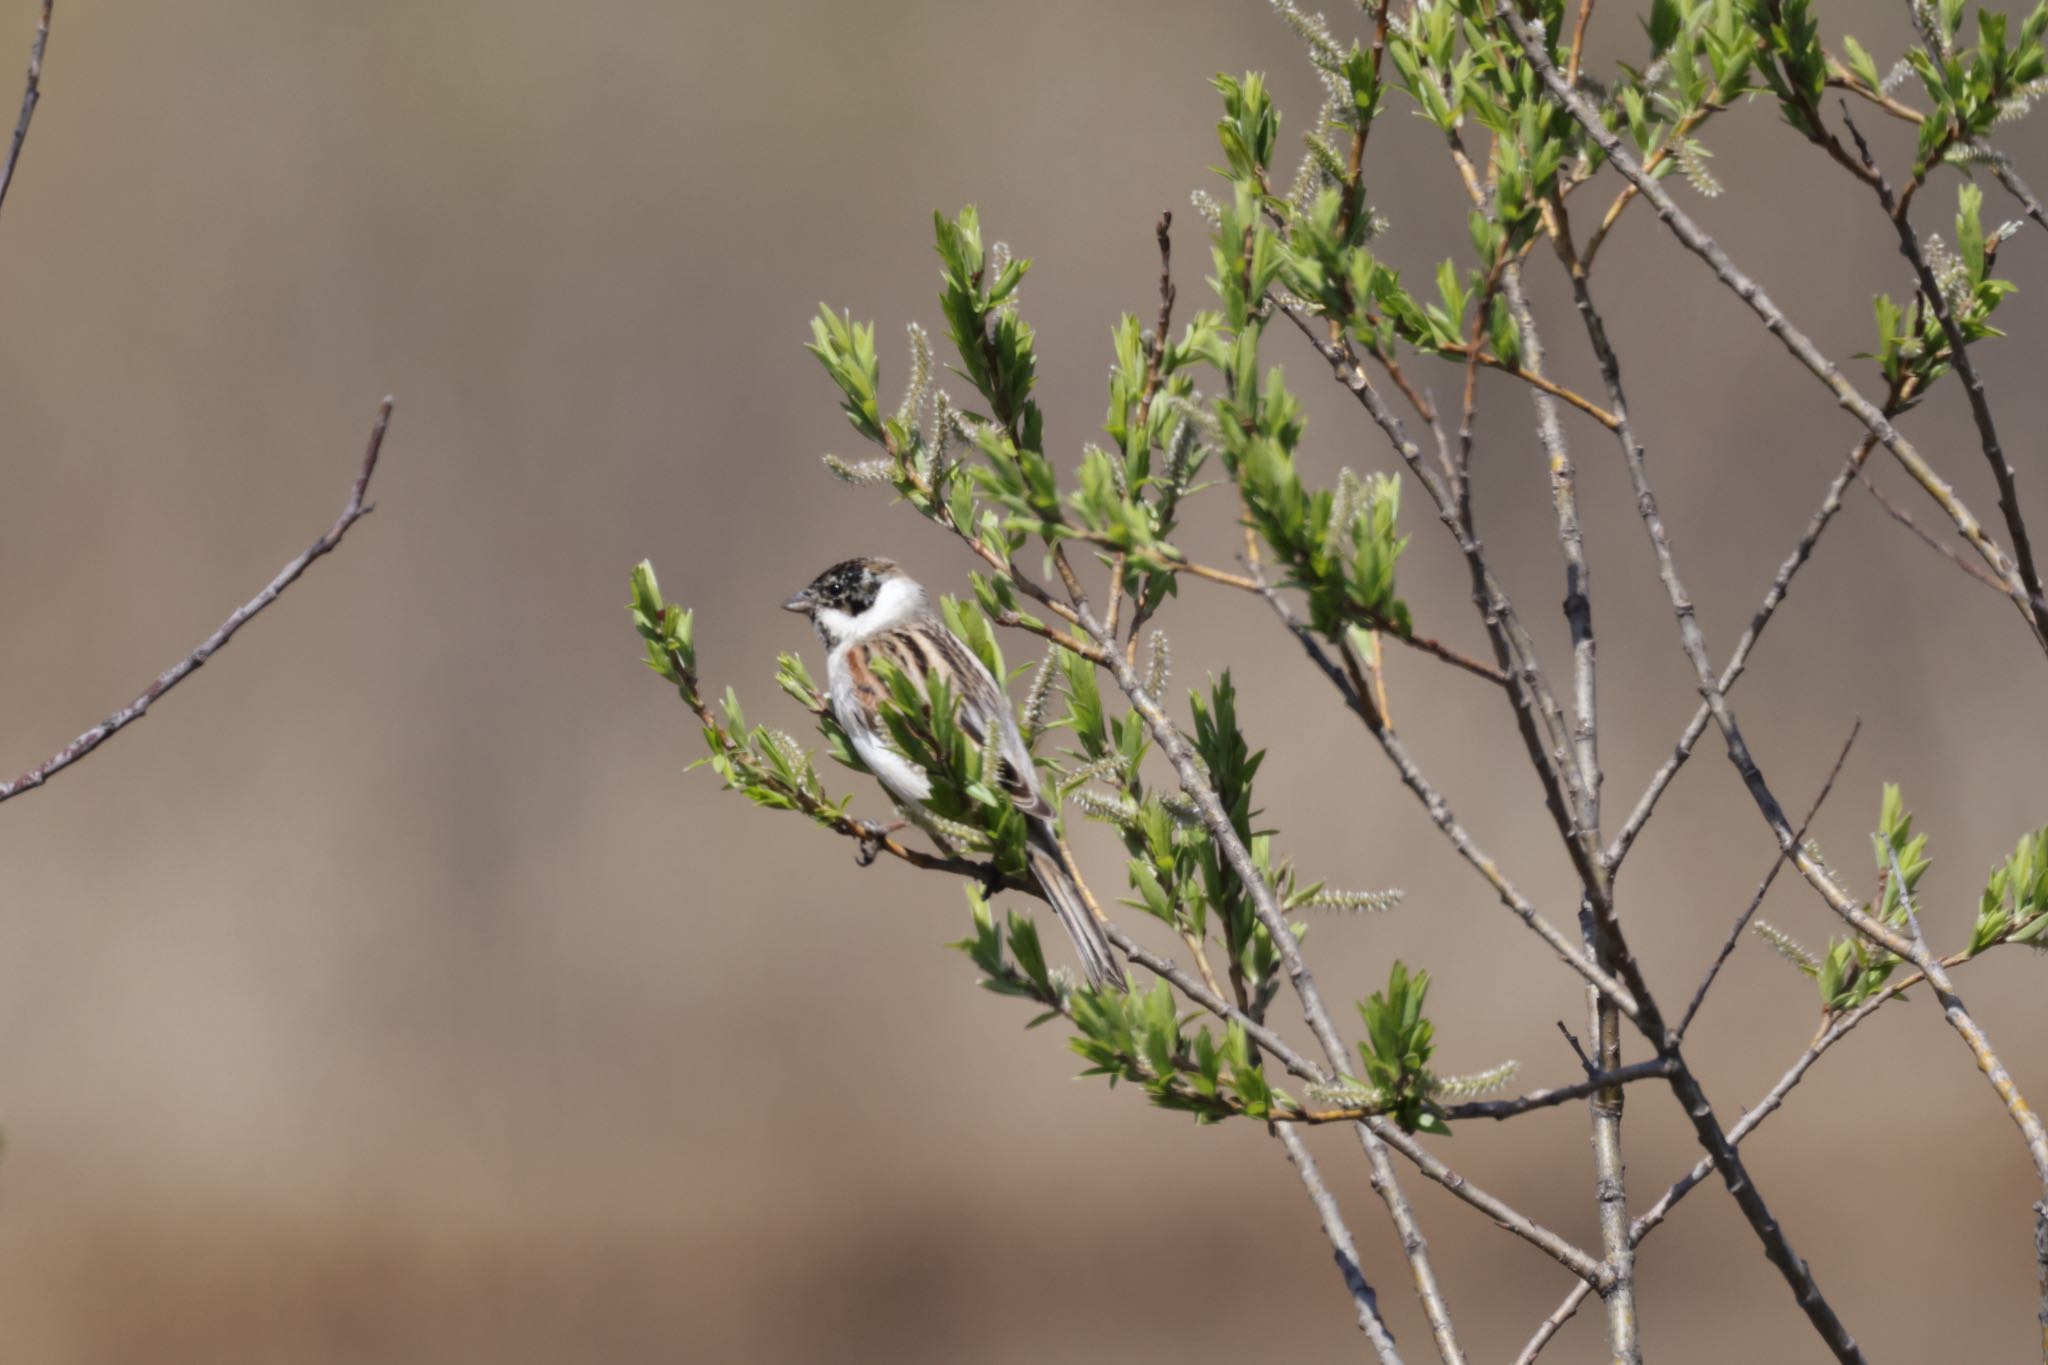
[783,556,1121,989]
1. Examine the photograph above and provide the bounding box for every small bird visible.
[783,556,1121,990]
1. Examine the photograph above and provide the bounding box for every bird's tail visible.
[1026,830,1123,992]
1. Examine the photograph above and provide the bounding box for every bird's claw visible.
[853,819,905,868]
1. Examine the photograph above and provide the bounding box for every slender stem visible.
[1855,462,2013,594]
[0,399,396,803]
[1433,339,1619,427]
[1605,376,1915,873]
[1989,158,2048,236]
[1498,254,1633,1362]
[0,0,51,223]
[1675,721,1859,1042]
[1274,1123,1409,1362]
[1566,0,1595,85]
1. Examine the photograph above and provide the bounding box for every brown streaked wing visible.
[920,625,1046,813]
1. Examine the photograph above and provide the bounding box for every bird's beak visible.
[780,589,812,614]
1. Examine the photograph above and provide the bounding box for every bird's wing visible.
[922,625,1048,813]
[854,620,1049,821]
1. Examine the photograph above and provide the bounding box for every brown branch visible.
[1438,341,1619,428]
[1855,463,2014,594]
[1565,0,1594,85]
[0,0,50,222]
[0,398,396,805]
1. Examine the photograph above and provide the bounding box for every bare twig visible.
[0,0,51,222]
[1855,463,2013,594]
[0,399,396,804]
[1498,246,1634,1360]
[1675,721,1860,1041]
[1606,375,1917,873]
[1990,159,2048,236]
[1273,1123,1408,1363]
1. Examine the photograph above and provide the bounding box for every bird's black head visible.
[781,556,899,619]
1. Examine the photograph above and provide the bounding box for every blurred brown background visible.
[0,0,2041,1359]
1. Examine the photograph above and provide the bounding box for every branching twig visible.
[1606,375,1916,872]
[1675,721,1860,1041]
[1832,104,2047,637]
[1274,1123,1408,1362]
[1250,574,1640,1018]
[1072,598,1472,1359]
[1544,190,1865,1360]
[0,399,396,803]
[1501,0,2048,657]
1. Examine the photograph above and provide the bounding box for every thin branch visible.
[1675,720,1860,1041]
[1500,247,1633,1360]
[0,0,51,222]
[1114,210,1182,646]
[1275,1061,1674,1124]
[1276,301,1594,881]
[1990,159,2048,236]
[1251,576,1640,1018]
[1071,598,1469,1360]
[1369,1116,1611,1287]
[1544,190,1865,1360]
[1521,947,1988,1361]
[1565,0,1595,85]
[1482,351,1620,428]
[1825,56,1928,125]
[1605,375,1916,873]
[1514,1286,1590,1365]
[1274,1123,1409,1362]
[1855,462,2014,594]
[1158,546,1508,684]
[0,398,396,804]
[1500,0,2048,656]
[1439,1059,1673,1121]
[1833,103,2047,636]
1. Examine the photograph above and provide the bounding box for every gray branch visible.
[0,399,395,804]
